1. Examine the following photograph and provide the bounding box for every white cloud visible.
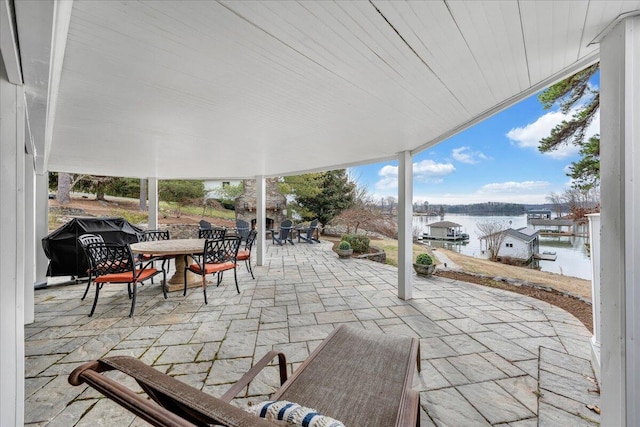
[374,160,455,192]
[478,180,550,194]
[375,165,400,191]
[451,146,489,164]
[414,159,456,179]
[506,109,599,159]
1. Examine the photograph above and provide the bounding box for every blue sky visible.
[349,80,599,206]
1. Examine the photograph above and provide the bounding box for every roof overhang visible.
[13,0,640,179]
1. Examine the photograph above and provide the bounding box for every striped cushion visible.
[249,401,345,427]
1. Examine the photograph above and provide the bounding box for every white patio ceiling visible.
[24,1,640,179]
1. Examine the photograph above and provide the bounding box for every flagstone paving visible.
[25,241,600,426]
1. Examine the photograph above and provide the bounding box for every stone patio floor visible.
[25,241,600,426]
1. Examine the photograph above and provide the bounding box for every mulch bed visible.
[435,270,593,333]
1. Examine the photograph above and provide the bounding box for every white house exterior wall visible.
[204,180,242,198]
[500,235,532,260]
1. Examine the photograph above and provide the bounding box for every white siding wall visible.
[204,180,242,198]
[499,236,531,260]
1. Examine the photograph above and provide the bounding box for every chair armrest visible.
[220,350,288,402]
[69,356,277,427]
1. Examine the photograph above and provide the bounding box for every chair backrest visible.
[198,227,226,240]
[138,230,170,242]
[280,219,293,228]
[236,219,250,241]
[78,234,106,265]
[279,220,292,239]
[306,219,319,239]
[199,219,212,230]
[85,242,135,276]
[203,236,241,264]
[78,233,104,248]
[244,229,257,251]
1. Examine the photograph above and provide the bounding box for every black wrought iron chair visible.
[198,227,226,240]
[136,230,172,281]
[185,236,241,304]
[297,219,320,243]
[271,219,294,245]
[84,242,166,317]
[236,229,257,279]
[78,233,105,300]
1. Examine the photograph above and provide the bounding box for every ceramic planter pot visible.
[413,263,435,276]
[337,248,353,258]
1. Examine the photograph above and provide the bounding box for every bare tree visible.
[562,187,600,223]
[476,220,510,261]
[331,206,383,234]
[546,192,564,218]
[385,196,397,214]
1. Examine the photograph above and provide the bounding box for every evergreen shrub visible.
[415,253,433,265]
[341,234,370,253]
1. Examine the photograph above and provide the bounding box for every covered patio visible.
[2,1,640,425]
[26,242,597,426]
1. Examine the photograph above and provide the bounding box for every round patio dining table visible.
[130,238,206,292]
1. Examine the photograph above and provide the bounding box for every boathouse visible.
[481,226,540,261]
[424,221,467,240]
[527,209,552,219]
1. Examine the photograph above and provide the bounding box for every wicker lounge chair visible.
[68,325,421,427]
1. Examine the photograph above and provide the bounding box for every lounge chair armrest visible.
[220,350,287,402]
[69,356,277,427]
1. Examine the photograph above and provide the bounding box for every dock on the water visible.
[535,252,558,261]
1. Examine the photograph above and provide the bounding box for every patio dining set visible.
[76,222,261,318]
[73,218,322,319]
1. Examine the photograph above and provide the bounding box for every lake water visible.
[413,213,593,281]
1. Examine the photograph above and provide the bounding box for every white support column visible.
[599,15,640,427]
[0,64,26,427]
[256,176,266,266]
[148,178,158,229]
[35,172,49,287]
[397,151,413,300]
[587,213,601,382]
[24,153,36,324]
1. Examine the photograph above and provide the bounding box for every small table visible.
[130,239,205,293]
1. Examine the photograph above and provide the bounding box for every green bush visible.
[110,209,148,225]
[338,241,351,250]
[415,253,433,265]
[341,234,370,253]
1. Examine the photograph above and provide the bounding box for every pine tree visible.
[285,170,356,229]
[538,64,600,190]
